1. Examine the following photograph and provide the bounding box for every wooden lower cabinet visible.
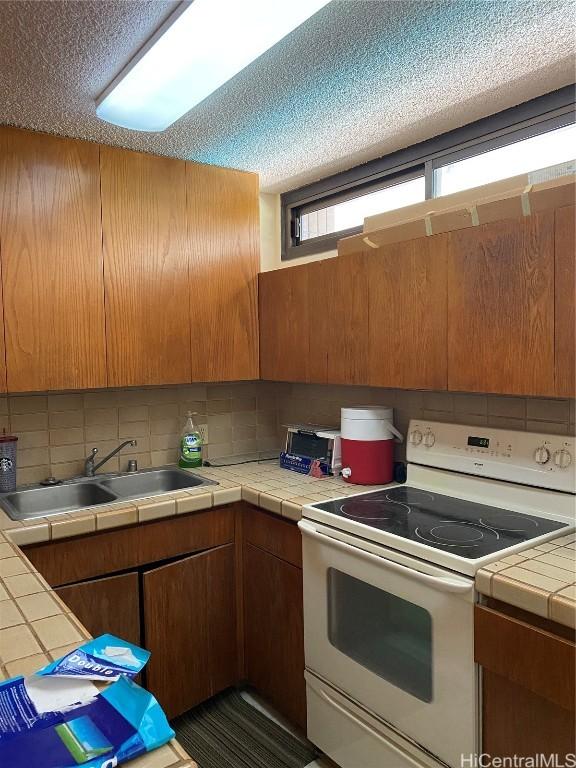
[242,505,306,731]
[475,603,575,759]
[25,504,307,730]
[482,670,576,758]
[143,544,237,720]
[55,572,140,647]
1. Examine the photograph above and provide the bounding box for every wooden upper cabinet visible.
[367,235,448,390]
[100,146,191,387]
[186,164,259,381]
[259,263,310,382]
[447,213,555,396]
[310,254,369,385]
[0,259,7,393]
[554,205,575,397]
[0,127,106,391]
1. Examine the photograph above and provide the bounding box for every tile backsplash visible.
[2,380,575,486]
[275,383,576,460]
[2,382,283,486]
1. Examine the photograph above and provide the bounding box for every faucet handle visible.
[87,447,98,459]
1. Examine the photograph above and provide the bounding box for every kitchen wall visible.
[259,192,337,271]
[3,382,283,486]
[5,379,575,486]
[276,383,576,459]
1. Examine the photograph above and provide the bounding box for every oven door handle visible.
[299,520,474,594]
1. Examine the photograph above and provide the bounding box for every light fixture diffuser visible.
[96,0,332,132]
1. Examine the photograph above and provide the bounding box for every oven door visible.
[299,519,477,768]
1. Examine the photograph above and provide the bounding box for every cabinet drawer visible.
[242,504,302,568]
[138,505,234,564]
[474,605,575,711]
[25,506,235,587]
[25,525,140,586]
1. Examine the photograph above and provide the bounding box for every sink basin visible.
[99,468,210,500]
[1,483,117,521]
[0,466,216,522]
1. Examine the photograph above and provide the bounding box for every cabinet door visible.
[554,205,575,397]
[187,164,259,381]
[259,264,310,382]
[0,127,106,391]
[475,605,575,758]
[143,544,236,719]
[367,235,448,390]
[55,572,140,646]
[482,670,575,759]
[448,213,555,395]
[310,254,369,385]
[100,146,191,387]
[243,541,306,730]
[0,259,6,392]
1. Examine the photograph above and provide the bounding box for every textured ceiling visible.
[0,0,574,193]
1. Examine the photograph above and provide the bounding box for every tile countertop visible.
[0,460,574,765]
[476,536,576,628]
[0,461,371,768]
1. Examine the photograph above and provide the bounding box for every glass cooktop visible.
[313,486,568,559]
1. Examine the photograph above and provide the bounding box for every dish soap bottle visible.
[178,411,203,468]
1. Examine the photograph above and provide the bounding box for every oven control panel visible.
[407,420,575,493]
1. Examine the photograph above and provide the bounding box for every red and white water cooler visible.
[340,406,403,485]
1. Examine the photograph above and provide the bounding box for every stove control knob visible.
[533,446,550,465]
[553,449,572,469]
[409,429,423,446]
[424,432,436,448]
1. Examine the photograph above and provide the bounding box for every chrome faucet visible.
[84,440,137,477]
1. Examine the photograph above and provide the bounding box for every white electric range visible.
[299,421,575,768]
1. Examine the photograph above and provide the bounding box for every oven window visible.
[327,568,433,702]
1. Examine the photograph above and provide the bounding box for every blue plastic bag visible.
[38,634,150,681]
[0,675,175,768]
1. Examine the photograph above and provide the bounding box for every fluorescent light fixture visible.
[96,0,332,132]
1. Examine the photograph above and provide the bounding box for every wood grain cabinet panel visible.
[186,164,259,381]
[447,213,555,395]
[55,572,140,647]
[100,146,191,387]
[259,263,310,382]
[482,670,576,759]
[475,604,575,758]
[243,540,306,731]
[310,254,369,385]
[0,258,7,392]
[143,544,236,720]
[0,127,106,391]
[24,506,234,586]
[242,504,302,568]
[554,205,575,397]
[367,235,448,390]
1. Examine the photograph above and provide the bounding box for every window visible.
[327,569,433,702]
[434,122,576,196]
[282,86,574,260]
[299,176,425,242]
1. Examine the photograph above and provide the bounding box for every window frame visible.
[281,86,575,261]
[288,166,426,257]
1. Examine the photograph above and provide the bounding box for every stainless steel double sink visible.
[0,467,217,522]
